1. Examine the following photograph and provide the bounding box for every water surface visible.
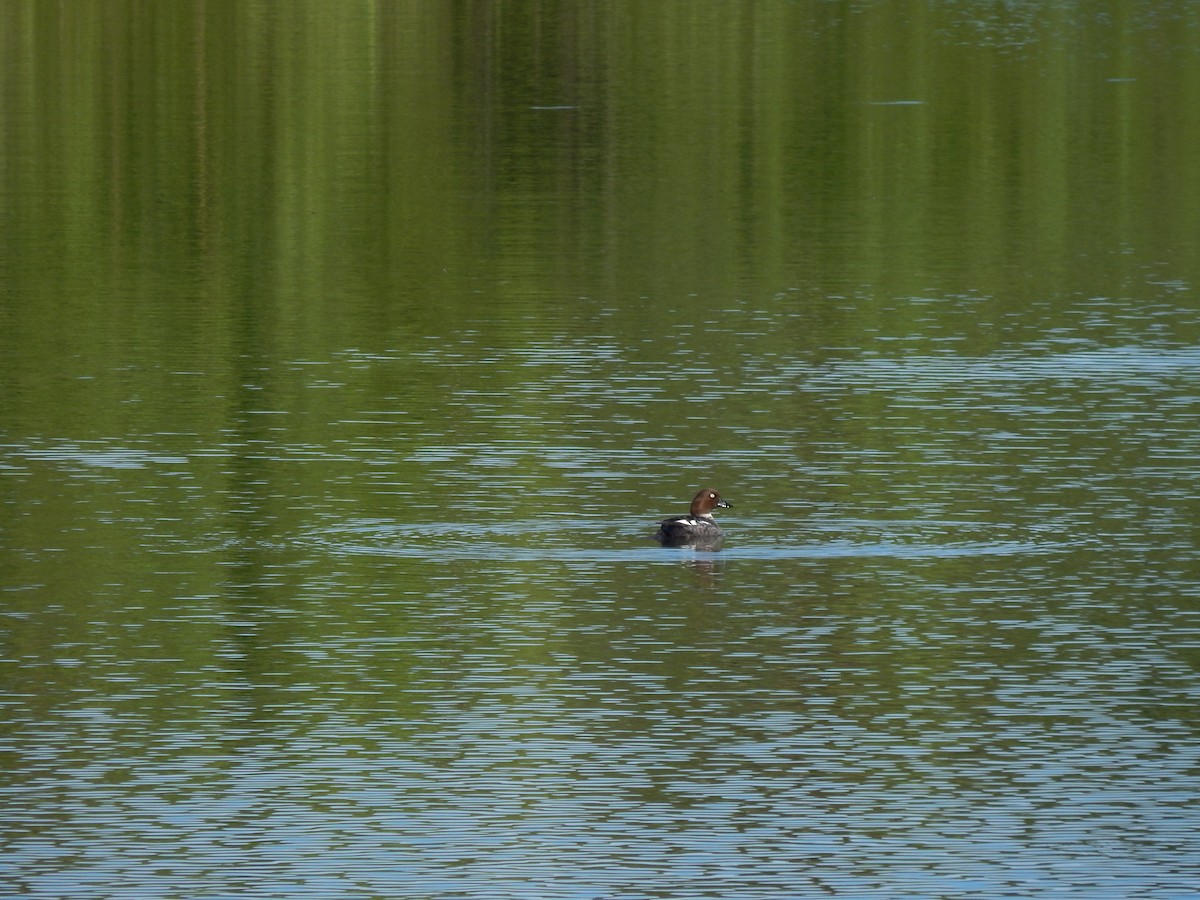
[2,3,1199,898]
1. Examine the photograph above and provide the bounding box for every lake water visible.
[2,3,1199,898]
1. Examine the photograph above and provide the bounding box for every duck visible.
[654,488,732,549]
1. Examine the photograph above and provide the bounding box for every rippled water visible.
[5,3,1200,898]
[5,315,1199,898]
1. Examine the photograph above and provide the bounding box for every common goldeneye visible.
[654,488,732,549]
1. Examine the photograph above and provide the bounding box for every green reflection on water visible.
[2,4,1199,892]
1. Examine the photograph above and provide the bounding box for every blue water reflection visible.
[307,516,1050,563]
